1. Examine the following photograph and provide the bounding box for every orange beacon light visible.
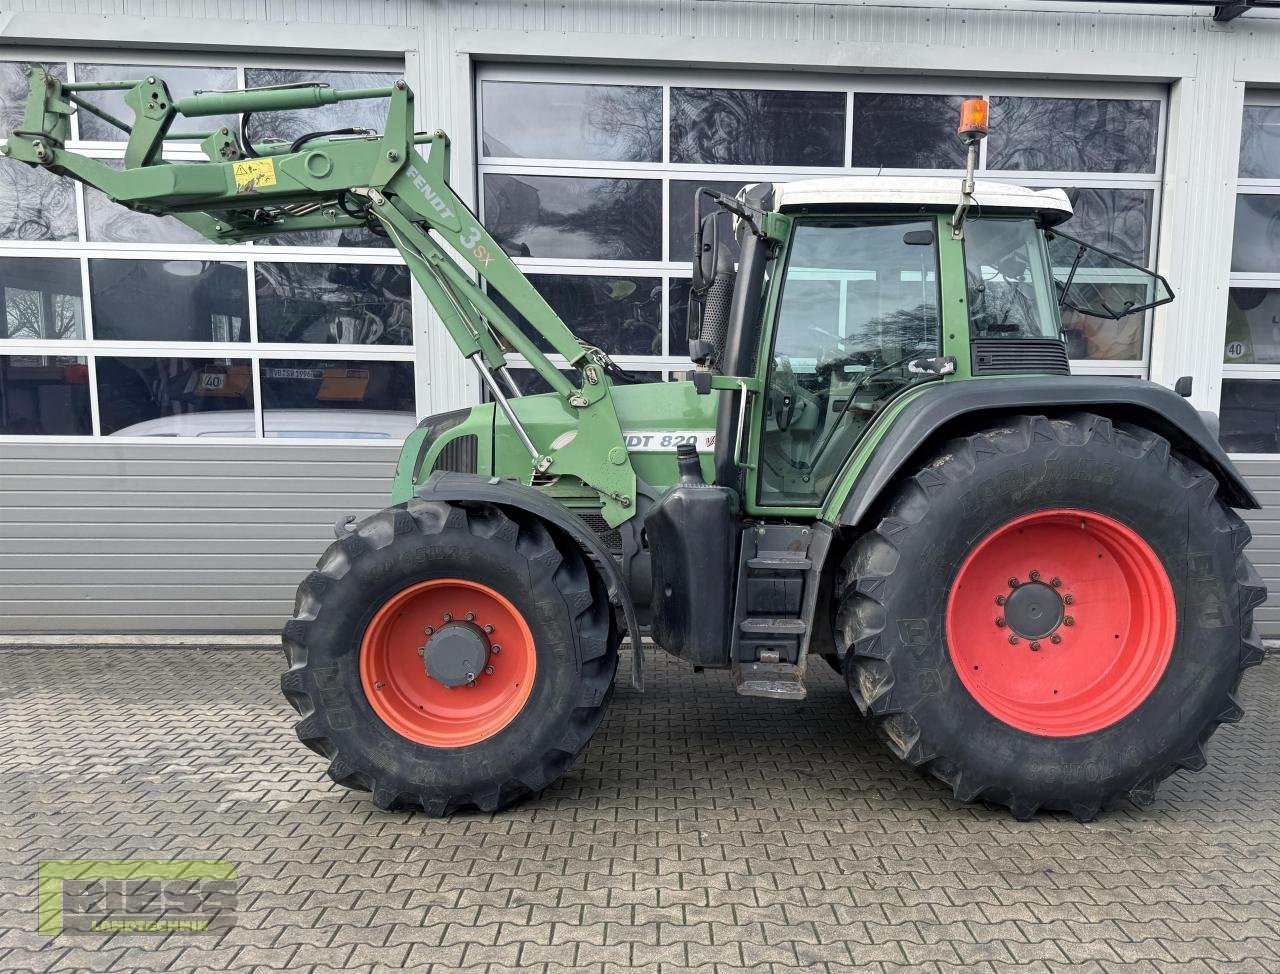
[958,97,989,141]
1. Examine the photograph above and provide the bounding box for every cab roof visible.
[768,176,1073,226]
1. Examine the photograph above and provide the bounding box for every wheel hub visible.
[422,621,490,688]
[1002,581,1064,640]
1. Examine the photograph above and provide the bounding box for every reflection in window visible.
[96,357,254,436]
[1062,188,1152,264]
[89,259,249,342]
[481,81,661,161]
[667,278,692,358]
[670,87,845,167]
[489,274,663,356]
[483,174,660,260]
[964,219,1059,341]
[0,257,84,340]
[988,96,1159,173]
[74,63,237,141]
[1,60,66,131]
[1225,288,1280,364]
[1221,379,1280,453]
[260,359,415,439]
[1061,308,1144,361]
[0,165,77,242]
[1231,195,1280,274]
[668,181,745,264]
[242,68,400,145]
[850,93,968,169]
[256,263,411,345]
[0,355,91,435]
[1239,105,1280,180]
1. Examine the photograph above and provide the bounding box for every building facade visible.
[2,0,1280,633]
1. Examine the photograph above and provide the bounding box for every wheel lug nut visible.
[996,618,1007,628]
[465,672,475,682]
[1064,595,1074,605]
[1051,577,1062,588]
[417,647,426,656]
[491,645,501,654]
[1008,635,1019,645]
[1030,570,1041,582]
[442,612,453,622]
[484,624,494,634]
[424,626,434,635]
[995,595,1006,606]
[1008,577,1020,588]
[484,666,494,675]
[465,612,475,621]
[1064,616,1075,627]
[1050,634,1062,644]
[1030,641,1041,651]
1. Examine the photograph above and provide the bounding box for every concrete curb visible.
[0,634,280,650]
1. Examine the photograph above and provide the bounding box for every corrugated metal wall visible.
[0,443,398,632]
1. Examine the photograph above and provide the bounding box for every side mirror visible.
[691,211,721,295]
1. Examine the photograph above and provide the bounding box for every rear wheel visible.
[835,413,1266,820]
[281,498,618,815]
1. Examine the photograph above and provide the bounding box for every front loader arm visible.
[2,65,637,525]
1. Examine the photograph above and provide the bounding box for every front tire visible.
[281,498,618,815]
[835,414,1266,820]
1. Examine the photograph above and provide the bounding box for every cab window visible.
[759,218,941,507]
[963,218,1060,340]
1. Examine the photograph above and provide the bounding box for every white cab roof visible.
[767,176,1073,225]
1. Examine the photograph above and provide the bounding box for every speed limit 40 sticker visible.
[623,430,716,452]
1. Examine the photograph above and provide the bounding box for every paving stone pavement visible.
[0,646,1278,973]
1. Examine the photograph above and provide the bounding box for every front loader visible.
[7,71,1266,820]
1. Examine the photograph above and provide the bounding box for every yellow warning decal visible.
[232,158,276,194]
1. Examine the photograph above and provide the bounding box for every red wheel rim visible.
[946,509,1175,737]
[360,579,536,747]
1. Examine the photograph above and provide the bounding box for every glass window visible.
[964,219,1059,340]
[483,174,660,260]
[1231,194,1280,274]
[88,259,249,342]
[85,162,207,245]
[489,274,663,356]
[1225,288,1280,364]
[242,68,400,146]
[670,87,845,167]
[1,60,66,130]
[1239,105,1280,180]
[96,356,254,436]
[1,257,84,340]
[255,263,411,346]
[1220,379,1280,453]
[480,81,661,161]
[1061,188,1153,265]
[667,277,692,358]
[850,93,968,169]
[74,63,237,141]
[987,97,1159,173]
[259,359,415,438]
[0,165,77,242]
[759,219,941,506]
[0,355,91,434]
[669,181,745,264]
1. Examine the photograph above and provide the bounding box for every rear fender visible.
[414,472,644,691]
[827,377,1259,529]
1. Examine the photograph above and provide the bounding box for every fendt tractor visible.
[7,70,1267,821]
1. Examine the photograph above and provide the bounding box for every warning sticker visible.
[232,158,276,194]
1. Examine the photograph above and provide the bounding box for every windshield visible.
[963,219,1060,340]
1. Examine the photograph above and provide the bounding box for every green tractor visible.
[7,74,1266,820]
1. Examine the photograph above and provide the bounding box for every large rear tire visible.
[281,498,618,815]
[835,413,1266,821]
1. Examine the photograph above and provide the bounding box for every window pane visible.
[1239,105,1280,179]
[988,97,1159,173]
[480,81,661,161]
[669,181,746,264]
[1060,308,1145,361]
[1221,379,1280,453]
[242,68,400,145]
[2,62,77,241]
[74,63,237,141]
[484,174,660,260]
[89,259,249,342]
[97,356,254,436]
[1,257,84,339]
[2,60,66,129]
[1225,288,1280,364]
[667,277,691,358]
[489,274,662,356]
[0,355,90,434]
[670,88,845,167]
[255,263,411,346]
[964,219,1059,340]
[260,359,415,439]
[1231,194,1280,273]
[851,93,968,169]
[85,161,207,244]
[1061,188,1152,264]
[254,225,386,249]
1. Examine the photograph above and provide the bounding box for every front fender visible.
[415,472,644,691]
[827,376,1259,528]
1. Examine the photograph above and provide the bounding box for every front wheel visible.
[835,414,1266,820]
[281,499,618,815]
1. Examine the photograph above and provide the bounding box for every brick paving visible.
[0,646,1278,973]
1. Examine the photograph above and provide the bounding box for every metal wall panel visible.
[0,443,398,632]
[1237,460,1280,635]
